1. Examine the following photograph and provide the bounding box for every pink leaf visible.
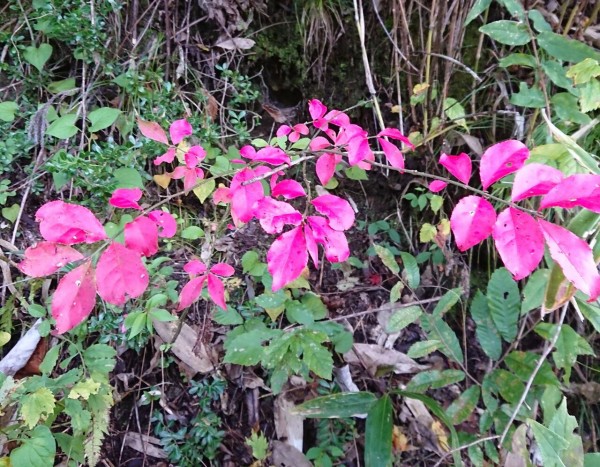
[378,138,405,171]
[210,263,235,276]
[539,219,600,301]
[309,99,327,120]
[109,188,143,210]
[51,261,97,334]
[153,147,176,166]
[277,125,291,137]
[36,201,107,245]
[306,216,350,263]
[311,194,355,231]
[18,242,83,277]
[539,174,600,213]
[377,128,415,149]
[254,147,291,165]
[184,260,207,276]
[169,119,192,145]
[267,226,308,291]
[272,179,306,199]
[304,223,319,268]
[450,196,496,251]
[177,276,207,311]
[172,166,204,192]
[213,186,232,204]
[428,180,448,192]
[480,140,530,189]
[511,163,564,202]
[492,208,544,280]
[230,168,265,223]
[96,243,149,305]
[254,197,303,234]
[310,136,332,151]
[138,119,168,145]
[324,110,350,127]
[315,153,340,186]
[125,216,159,257]
[207,274,227,309]
[148,210,177,238]
[439,153,472,184]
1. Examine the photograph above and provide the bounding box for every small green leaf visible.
[46,114,79,139]
[88,107,121,132]
[479,21,531,46]
[23,43,53,71]
[510,82,546,108]
[566,58,600,85]
[406,369,465,393]
[345,166,368,180]
[39,344,60,375]
[389,281,403,303]
[68,378,101,400]
[528,10,552,32]
[432,288,462,318]
[447,385,480,425]
[2,204,20,223]
[578,79,600,113]
[487,268,520,342]
[386,305,422,333]
[28,304,47,318]
[421,315,464,364]
[181,226,204,240]
[21,387,56,428]
[365,395,393,467]
[499,53,537,68]
[406,340,441,358]
[443,97,467,129]
[193,178,216,203]
[465,0,492,25]
[10,425,56,467]
[420,223,437,242]
[213,306,243,325]
[47,78,77,94]
[292,392,377,418]
[374,244,399,274]
[552,93,591,125]
[399,252,419,288]
[470,290,502,361]
[0,101,18,122]
[505,350,560,386]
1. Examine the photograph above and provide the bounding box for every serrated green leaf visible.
[23,43,53,71]
[487,268,519,342]
[21,387,55,428]
[386,305,422,333]
[64,398,92,432]
[213,306,244,325]
[578,79,600,113]
[479,21,531,46]
[365,395,393,467]
[374,244,399,274]
[224,330,268,365]
[88,107,121,132]
[69,378,101,400]
[447,385,480,425]
[420,223,437,242]
[82,344,116,377]
[406,340,441,358]
[302,331,333,379]
[10,425,56,467]
[292,392,377,418]
[470,290,502,361]
[489,369,525,404]
[505,350,560,386]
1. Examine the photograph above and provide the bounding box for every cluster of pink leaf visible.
[435,140,600,301]
[17,191,177,334]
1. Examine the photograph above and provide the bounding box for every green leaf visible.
[443,97,467,129]
[46,114,79,139]
[113,167,144,189]
[213,306,243,325]
[386,305,422,333]
[88,107,121,132]
[421,314,464,364]
[549,398,584,466]
[406,369,465,393]
[542,60,578,93]
[576,299,600,333]
[286,300,315,325]
[420,223,436,243]
[28,304,47,318]
[374,244,399,274]
[0,101,18,122]
[69,378,101,400]
[64,398,92,432]
[399,252,419,288]
[291,137,310,150]
[20,387,56,428]
[537,31,600,63]
[3,204,20,223]
[566,58,600,85]
[10,425,56,467]
[82,344,116,377]
[389,281,403,303]
[23,43,53,71]
[489,369,525,404]
[578,79,600,113]
[528,419,569,467]
[47,78,77,94]
[39,344,60,375]
[406,340,441,358]
[497,0,525,18]
[345,166,368,180]
[585,454,600,467]
[479,21,531,46]
[432,288,462,318]
[301,331,333,379]
[510,82,546,108]
[521,269,550,315]
[487,268,520,342]
[447,385,480,425]
[505,351,560,386]
[365,395,393,467]
[499,53,537,68]
[292,392,377,418]
[224,329,272,365]
[465,0,492,25]
[470,290,502,361]
[181,226,204,240]
[528,9,552,32]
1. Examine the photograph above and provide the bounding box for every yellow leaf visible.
[193,178,216,204]
[390,105,401,113]
[413,83,430,96]
[431,420,449,452]
[392,425,410,452]
[0,332,10,347]
[68,378,101,400]
[153,173,171,189]
[176,141,190,164]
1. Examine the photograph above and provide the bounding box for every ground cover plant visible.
[1,0,600,466]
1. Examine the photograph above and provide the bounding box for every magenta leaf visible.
[210,263,235,276]
[428,180,448,192]
[148,210,177,238]
[172,166,204,192]
[378,138,405,171]
[36,201,107,245]
[439,153,472,184]
[480,140,529,189]
[539,219,600,301]
[377,128,414,149]
[230,168,265,223]
[169,119,192,145]
[109,188,143,210]
[539,174,600,213]
[272,179,306,199]
[185,145,206,166]
[184,259,207,276]
[125,216,159,257]
[213,187,232,204]
[138,119,169,145]
[304,223,319,267]
[311,194,355,231]
[450,196,496,251]
[267,226,308,291]
[177,276,207,311]
[51,261,97,334]
[276,125,292,137]
[310,136,332,151]
[96,243,149,305]
[492,208,544,280]
[153,147,176,166]
[207,274,227,309]
[344,126,373,166]
[18,242,83,278]
[309,99,327,120]
[511,163,564,202]
[254,197,302,234]
[306,216,350,263]
[315,153,340,186]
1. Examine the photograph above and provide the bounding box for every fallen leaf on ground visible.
[344,343,428,376]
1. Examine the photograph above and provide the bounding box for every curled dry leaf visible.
[344,343,428,376]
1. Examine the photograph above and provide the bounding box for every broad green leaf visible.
[20,387,55,428]
[421,315,464,364]
[497,0,525,18]
[389,281,403,303]
[286,300,315,325]
[47,78,77,93]
[447,385,480,425]
[576,298,600,333]
[566,58,600,85]
[470,290,502,361]
[23,43,53,71]
[39,344,60,375]
[224,330,268,365]
[465,0,492,25]
[300,330,333,379]
[386,305,422,333]
[181,226,204,239]
[213,306,243,325]
[64,398,92,431]
[543,60,578,93]
[10,425,56,467]
[193,178,215,203]
[549,398,584,466]
[301,292,328,320]
[521,269,550,314]
[552,93,591,125]
[374,244,399,274]
[489,369,525,404]
[406,340,441,358]
[537,32,600,63]
[345,166,368,180]
[499,53,537,68]
[255,291,287,310]
[578,79,600,113]
[505,351,560,386]
[479,21,531,46]
[88,107,121,132]
[113,167,144,189]
[443,97,467,129]
[399,252,419,288]
[0,101,18,122]
[432,288,462,318]
[54,433,85,464]
[292,392,377,418]
[46,114,79,139]
[406,369,465,393]
[365,395,393,467]
[510,82,546,108]
[528,9,552,32]
[528,419,569,467]
[487,268,519,342]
